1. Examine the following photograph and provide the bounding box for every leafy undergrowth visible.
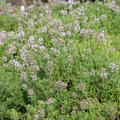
[0,1,120,120]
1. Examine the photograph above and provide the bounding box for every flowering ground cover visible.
[0,1,120,120]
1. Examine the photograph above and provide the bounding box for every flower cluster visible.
[107,1,120,14]
[0,2,120,119]
[0,31,7,46]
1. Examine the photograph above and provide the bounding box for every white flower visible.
[41,26,47,33]
[66,30,71,36]
[55,81,67,90]
[0,39,4,46]
[2,56,7,62]
[101,14,107,20]
[22,83,27,89]
[76,83,85,92]
[18,26,23,32]
[31,73,37,81]
[98,30,106,42]
[38,38,43,43]
[31,65,40,71]
[28,89,35,96]
[39,45,46,51]
[59,32,66,37]
[31,44,39,50]
[109,63,119,72]
[107,2,120,14]
[68,4,73,11]
[21,71,27,80]
[80,99,89,110]
[39,13,44,17]
[100,68,108,79]
[17,31,25,37]
[74,24,81,32]
[60,10,67,16]
[20,6,26,12]
[28,20,34,27]
[0,31,7,45]
[38,109,45,118]
[43,54,50,59]
[38,100,45,104]
[8,31,15,37]
[29,36,34,44]
[46,98,55,104]
[34,114,39,120]
[0,31,7,40]
[10,59,21,68]
[51,48,60,56]
[6,44,16,54]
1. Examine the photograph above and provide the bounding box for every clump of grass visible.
[0,14,18,31]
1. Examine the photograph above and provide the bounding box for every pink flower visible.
[21,71,27,80]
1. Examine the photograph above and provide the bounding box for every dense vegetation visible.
[0,1,120,119]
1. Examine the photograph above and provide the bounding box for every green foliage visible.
[0,0,5,3]
[0,14,18,31]
[0,1,120,120]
